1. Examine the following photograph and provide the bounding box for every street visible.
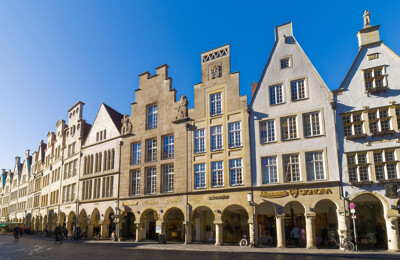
[0,235,399,260]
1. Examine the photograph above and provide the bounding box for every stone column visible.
[87,224,94,239]
[100,222,108,239]
[184,221,192,244]
[305,214,316,249]
[135,221,141,242]
[214,222,222,246]
[386,217,400,251]
[249,223,254,246]
[337,210,347,248]
[276,214,285,248]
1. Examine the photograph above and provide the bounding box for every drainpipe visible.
[185,122,189,244]
[116,137,123,240]
[247,107,255,245]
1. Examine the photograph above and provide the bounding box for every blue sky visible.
[1,0,400,170]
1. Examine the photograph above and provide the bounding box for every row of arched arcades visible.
[19,194,399,250]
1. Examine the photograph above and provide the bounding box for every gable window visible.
[306,151,325,180]
[283,154,300,182]
[281,116,297,140]
[130,169,141,196]
[162,164,174,193]
[260,120,275,143]
[343,113,364,138]
[303,112,321,137]
[269,84,283,105]
[146,139,157,162]
[364,66,387,92]
[280,57,290,69]
[211,161,224,187]
[162,135,174,159]
[194,129,205,154]
[210,92,222,116]
[147,104,158,129]
[229,159,243,186]
[194,164,206,189]
[290,79,306,101]
[145,167,157,194]
[262,156,278,184]
[211,125,223,151]
[132,143,141,165]
[228,122,242,148]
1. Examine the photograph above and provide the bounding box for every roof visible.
[103,103,124,132]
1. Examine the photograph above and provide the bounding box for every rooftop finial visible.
[363,10,371,28]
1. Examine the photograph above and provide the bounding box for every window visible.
[228,122,242,148]
[162,164,174,193]
[132,143,142,164]
[147,104,158,129]
[229,159,243,186]
[283,154,300,182]
[364,66,387,91]
[162,135,174,159]
[290,79,306,101]
[211,125,223,151]
[210,92,222,116]
[146,139,157,162]
[194,129,205,154]
[281,116,297,140]
[269,85,283,105]
[130,169,141,196]
[280,58,290,69]
[194,164,206,189]
[303,112,321,137]
[260,120,275,143]
[369,108,392,134]
[146,167,157,194]
[396,107,400,130]
[211,161,224,187]
[306,151,325,180]
[347,153,369,182]
[102,176,114,198]
[342,113,364,137]
[374,150,398,180]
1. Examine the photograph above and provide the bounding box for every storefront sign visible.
[142,200,158,205]
[121,201,139,207]
[166,198,182,203]
[299,188,333,195]
[208,195,230,200]
[260,188,333,198]
[260,191,289,198]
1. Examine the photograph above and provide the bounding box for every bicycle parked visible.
[325,231,355,251]
[239,234,252,248]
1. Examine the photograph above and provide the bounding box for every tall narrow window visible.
[303,112,321,137]
[147,104,158,129]
[283,154,300,182]
[162,135,174,159]
[146,139,157,162]
[132,143,141,165]
[194,129,205,154]
[229,159,243,186]
[211,125,223,151]
[347,153,369,182]
[262,157,278,184]
[211,161,224,187]
[260,120,275,143]
[290,79,306,101]
[228,122,242,148]
[130,169,141,196]
[281,116,297,140]
[162,164,174,193]
[210,92,222,116]
[146,167,157,194]
[269,84,283,105]
[306,151,325,180]
[194,164,206,189]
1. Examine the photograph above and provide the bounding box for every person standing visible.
[291,226,300,247]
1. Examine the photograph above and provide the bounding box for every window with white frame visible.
[342,113,364,137]
[211,125,223,151]
[281,116,297,140]
[145,167,157,194]
[269,84,283,105]
[228,122,242,148]
[363,66,387,91]
[162,164,174,193]
[146,139,157,162]
[132,143,141,164]
[130,169,141,196]
[260,120,275,143]
[194,164,206,189]
[303,112,321,137]
[194,129,205,154]
[229,159,243,186]
[147,104,158,129]
[280,57,290,69]
[283,154,300,182]
[347,153,369,182]
[306,151,325,180]
[290,79,306,101]
[211,161,224,187]
[262,157,278,184]
[374,150,397,180]
[162,135,174,159]
[210,92,222,116]
[368,108,392,134]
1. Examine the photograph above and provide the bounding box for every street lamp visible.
[247,193,255,247]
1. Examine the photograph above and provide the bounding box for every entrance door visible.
[148,221,156,240]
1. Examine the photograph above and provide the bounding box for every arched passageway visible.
[255,201,276,246]
[164,207,184,242]
[191,206,214,243]
[221,205,249,243]
[284,201,305,247]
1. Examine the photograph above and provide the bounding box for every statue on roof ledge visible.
[363,10,370,28]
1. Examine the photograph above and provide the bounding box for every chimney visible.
[251,82,258,97]
[25,149,30,159]
[357,11,380,48]
[15,156,20,165]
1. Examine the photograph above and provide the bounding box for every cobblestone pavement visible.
[0,235,399,260]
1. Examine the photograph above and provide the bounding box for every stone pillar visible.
[337,211,347,248]
[214,222,222,246]
[135,221,141,242]
[276,214,285,248]
[100,222,108,239]
[87,224,94,239]
[305,214,317,249]
[249,223,254,246]
[184,221,192,244]
[254,216,259,246]
[386,217,400,251]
